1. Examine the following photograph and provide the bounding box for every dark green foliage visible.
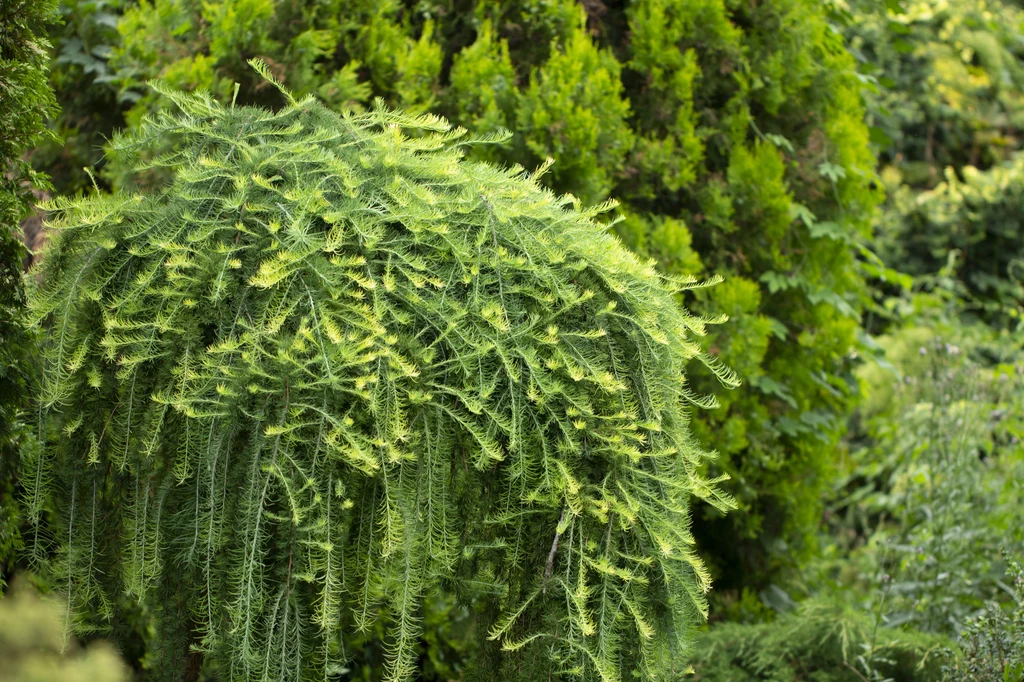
[0,0,59,187]
[0,211,32,581]
[690,599,950,682]
[29,68,737,682]
[45,0,882,595]
[339,592,476,681]
[35,0,127,196]
[0,231,29,583]
[0,0,59,585]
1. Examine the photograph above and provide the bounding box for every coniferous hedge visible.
[43,0,881,592]
[690,599,950,682]
[30,66,736,682]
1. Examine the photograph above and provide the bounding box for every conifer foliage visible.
[29,65,737,682]
[0,0,59,582]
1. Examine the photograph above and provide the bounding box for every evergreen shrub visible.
[689,598,950,682]
[944,557,1024,682]
[45,0,883,592]
[29,66,737,682]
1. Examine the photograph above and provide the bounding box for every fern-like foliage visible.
[28,62,737,682]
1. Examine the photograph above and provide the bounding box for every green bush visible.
[28,67,736,682]
[0,0,59,585]
[876,158,1024,328]
[944,556,1024,682]
[690,598,950,682]
[823,292,1024,636]
[44,0,882,595]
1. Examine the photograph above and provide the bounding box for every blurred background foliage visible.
[847,0,1024,187]
[3,0,1024,679]
[0,580,129,682]
[847,0,1024,331]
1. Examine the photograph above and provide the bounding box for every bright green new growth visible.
[29,64,736,682]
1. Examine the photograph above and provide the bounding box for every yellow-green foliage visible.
[46,0,879,592]
[0,583,128,682]
[29,68,737,682]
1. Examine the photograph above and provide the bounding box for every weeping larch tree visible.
[26,62,737,682]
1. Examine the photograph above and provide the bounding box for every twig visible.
[543,509,568,591]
